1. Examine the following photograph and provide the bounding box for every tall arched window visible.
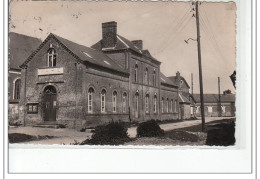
[135,92,139,113]
[170,99,173,112]
[112,91,117,112]
[161,97,164,113]
[153,70,156,86]
[144,68,148,84]
[122,92,127,113]
[13,79,21,100]
[154,95,157,113]
[174,100,177,112]
[88,87,94,113]
[134,64,138,82]
[47,48,56,67]
[145,94,149,113]
[166,98,169,113]
[101,89,106,112]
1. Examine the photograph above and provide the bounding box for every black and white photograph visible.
[4,0,256,175]
[7,0,238,147]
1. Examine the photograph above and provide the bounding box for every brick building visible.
[193,93,236,117]
[18,21,181,129]
[8,32,41,122]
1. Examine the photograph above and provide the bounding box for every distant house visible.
[168,72,196,119]
[8,32,41,121]
[193,93,236,117]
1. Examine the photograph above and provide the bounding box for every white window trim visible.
[154,96,157,113]
[174,100,177,113]
[166,99,169,113]
[47,49,56,67]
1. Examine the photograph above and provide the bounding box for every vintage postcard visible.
[6,0,254,174]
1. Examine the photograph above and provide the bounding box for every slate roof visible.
[160,72,178,88]
[21,33,128,75]
[9,32,42,70]
[193,94,236,103]
[91,35,161,64]
[168,76,190,88]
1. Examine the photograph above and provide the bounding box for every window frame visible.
[145,94,149,114]
[88,87,94,113]
[13,78,21,100]
[154,95,157,113]
[112,91,117,112]
[101,89,106,113]
[47,48,57,67]
[27,103,38,114]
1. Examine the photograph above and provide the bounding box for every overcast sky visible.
[9,1,236,94]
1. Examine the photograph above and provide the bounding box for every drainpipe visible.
[23,67,27,126]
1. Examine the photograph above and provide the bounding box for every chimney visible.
[132,40,143,50]
[102,21,117,48]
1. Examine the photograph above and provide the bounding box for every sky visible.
[9,1,236,94]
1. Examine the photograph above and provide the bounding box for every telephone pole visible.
[195,1,205,131]
[218,77,222,117]
[191,73,194,96]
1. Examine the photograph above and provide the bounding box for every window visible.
[166,98,169,113]
[154,95,157,113]
[144,68,148,84]
[14,79,21,100]
[208,106,213,113]
[27,103,38,114]
[122,92,127,113]
[135,92,139,112]
[161,97,164,113]
[88,87,94,113]
[145,94,149,113]
[153,70,156,86]
[174,100,177,112]
[170,99,173,112]
[101,89,106,112]
[112,91,117,112]
[221,106,226,113]
[47,48,56,67]
[134,64,138,82]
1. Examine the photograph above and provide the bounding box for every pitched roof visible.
[21,33,128,75]
[179,93,191,104]
[9,32,42,70]
[193,94,236,103]
[168,76,190,88]
[160,72,178,88]
[91,35,161,64]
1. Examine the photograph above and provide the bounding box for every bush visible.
[137,120,165,137]
[206,123,235,146]
[81,121,130,145]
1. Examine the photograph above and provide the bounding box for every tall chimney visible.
[132,40,143,50]
[102,21,117,48]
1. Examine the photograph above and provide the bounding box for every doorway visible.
[42,85,57,121]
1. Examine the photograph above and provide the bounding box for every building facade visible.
[8,32,41,122]
[193,93,236,117]
[18,21,181,129]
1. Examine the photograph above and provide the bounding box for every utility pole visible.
[195,1,206,131]
[218,77,222,117]
[191,73,194,96]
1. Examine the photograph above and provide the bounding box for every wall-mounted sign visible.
[38,67,64,76]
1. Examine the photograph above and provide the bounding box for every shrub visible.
[81,121,130,145]
[137,120,165,137]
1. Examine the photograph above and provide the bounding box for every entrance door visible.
[43,86,57,121]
